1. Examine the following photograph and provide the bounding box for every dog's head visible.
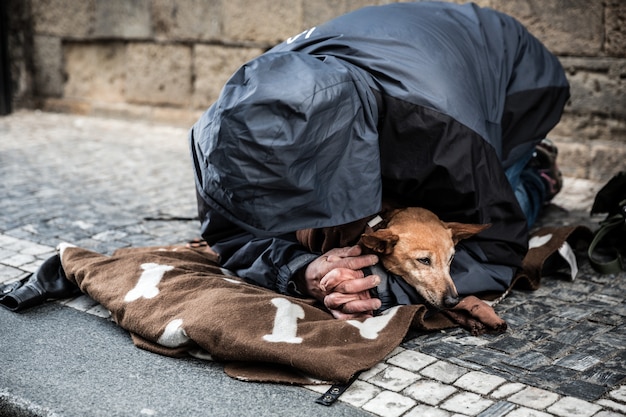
[359,208,490,310]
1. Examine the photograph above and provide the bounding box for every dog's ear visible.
[360,229,400,255]
[446,222,491,245]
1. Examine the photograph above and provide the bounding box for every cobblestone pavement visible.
[1,111,625,417]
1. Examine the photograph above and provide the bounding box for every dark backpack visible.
[588,172,626,273]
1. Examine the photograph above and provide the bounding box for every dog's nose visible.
[443,293,460,308]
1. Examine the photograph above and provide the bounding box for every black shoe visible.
[530,138,563,201]
[0,254,81,312]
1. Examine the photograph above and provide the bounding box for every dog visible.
[358,207,490,310]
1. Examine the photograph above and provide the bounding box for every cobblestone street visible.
[1,111,625,417]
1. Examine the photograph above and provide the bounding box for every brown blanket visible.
[59,224,590,385]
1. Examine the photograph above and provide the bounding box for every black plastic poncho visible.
[190,2,569,295]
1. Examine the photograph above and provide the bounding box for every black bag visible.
[588,172,626,274]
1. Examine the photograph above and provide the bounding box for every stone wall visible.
[6,0,626,182]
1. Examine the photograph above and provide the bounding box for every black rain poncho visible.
[189,2,569,296]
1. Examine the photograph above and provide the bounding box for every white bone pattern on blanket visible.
[347,306,400,340]
[124,263,174,302]
[157,318,191,348]
[263,298,306,344]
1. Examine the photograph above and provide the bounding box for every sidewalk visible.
[1,110,624,417]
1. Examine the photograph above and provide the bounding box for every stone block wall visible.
[6,0,626,182]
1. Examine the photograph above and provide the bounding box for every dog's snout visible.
[444,295,460,308]
[443,288,460,308]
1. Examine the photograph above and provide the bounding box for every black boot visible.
[0,254,81,312]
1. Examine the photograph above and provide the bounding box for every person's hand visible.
[303,245,382,319]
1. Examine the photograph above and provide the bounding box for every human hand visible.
[303,246,382,319]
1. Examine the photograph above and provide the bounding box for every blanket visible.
[58,225,590,385]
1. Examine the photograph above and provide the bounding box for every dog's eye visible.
[417,257,431,266]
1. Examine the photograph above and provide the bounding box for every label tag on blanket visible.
[367,215,384,229]
[558,241,578,281]
[315,373,360,406]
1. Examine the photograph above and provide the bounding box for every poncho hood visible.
[190,52,380,236]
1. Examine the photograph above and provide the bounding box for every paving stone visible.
[0,264,28,282]
[359,362,388,381]
[555,352,602,371]
[593,411,626,417]
[556,380,611,402]
[533,339,573,360]
[386,346,406,358]
[597,285,626,299]
[419,360,469,384]
[446,356,483,371]
[121,233,170,246]
[368,365,421,391]
[387,349,438,372]
[92,230,129,242]
[498,313,536,330]
[0,234,22,246]
[403,379,457,405]
[555,305,597,320]
[453,371,507,395]
[418,340,468,359]
[19,258,47,273]
[487,336,534,354]
[20,242,55,255]
[504,407,553,417]
[440,392,493,415]
[557,321,613,345]
[550,288,593,303]
[62,294,100,312]
[404,404,452,417]
[1,253,36,267]
[569,280,604,294]
[339,380,381,407]
[440,335,491,347]
[490,382,526,399]
[609,386,626,402]
[547,396,603,417]
[500,301,552,324]
[527,365,579,390]
[502,351,552,371]
[478,363,521,383]
[476,401,516,417]
[539,316,578,335]
[588,293,624,306]
[508,387,560,410]
[584,272,619,285]
[596,399,626,414]
[0,248,16,261]
[459,348,511,367]
[592,328,626,349]
[362,390,416,417]
[511,328,552,344]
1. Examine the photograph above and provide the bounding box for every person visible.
[188,2,569,319]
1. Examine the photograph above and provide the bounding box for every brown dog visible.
[359,207,490,310]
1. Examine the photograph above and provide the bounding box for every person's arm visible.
[201,209,317,295]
